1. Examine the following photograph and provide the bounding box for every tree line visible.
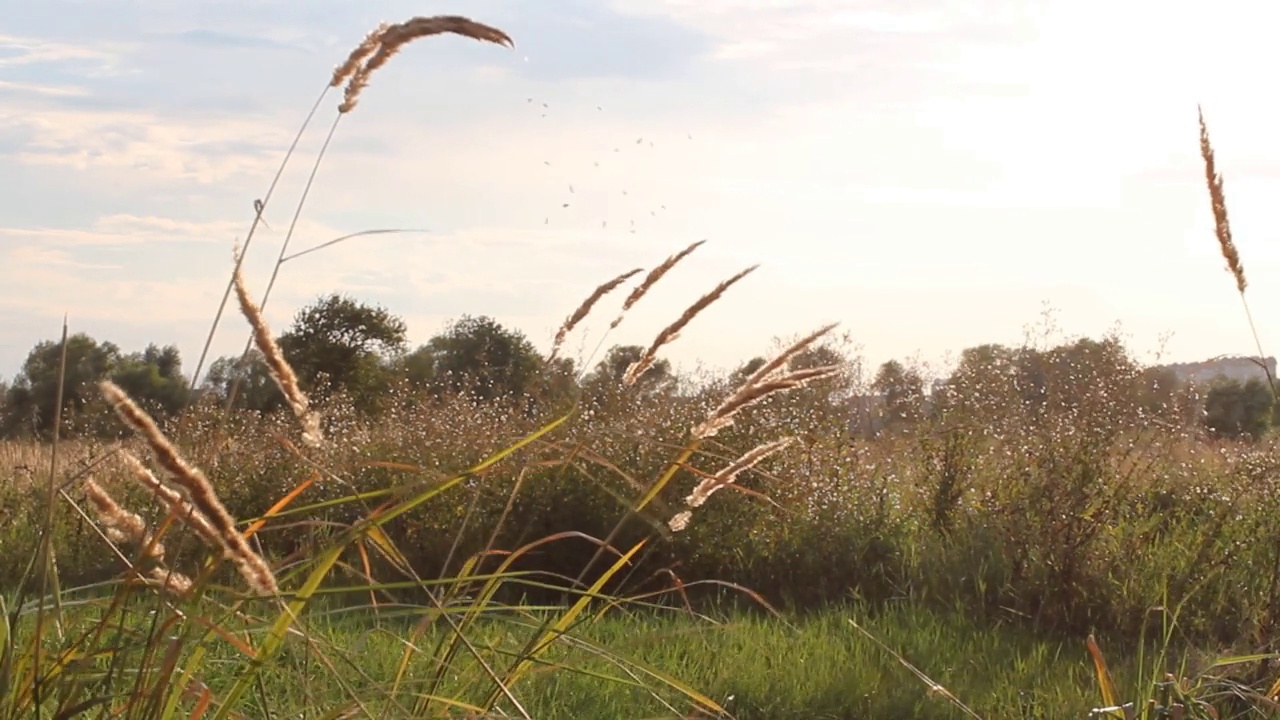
[0,293,1273,441]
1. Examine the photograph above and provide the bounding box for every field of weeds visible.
[3,13,1280,720]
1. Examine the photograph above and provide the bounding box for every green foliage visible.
[277,293,408,410]
[1203,376,1274,440]
[872,359,926,432]
[109,344,190,419]
[582,344,674,397]
[1,333,121,438]
[419,314,544,401]
[200,349,282,412]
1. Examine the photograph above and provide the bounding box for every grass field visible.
[7,592,1136,719]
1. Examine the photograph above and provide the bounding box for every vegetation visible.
[1,15,1278,720]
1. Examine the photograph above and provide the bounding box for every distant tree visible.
[1137,366,1185,421]
[582,345,674,396]
[109,344,190,419]
[934,343,1019,419]
[871,359,925,431]
[1204,377,1274,441]
[395,345,438,389]
[200,350,282,412]
[423,315,544,401]
[529,356,580,410]
[1,333,121,438]
[731,356,768,383]
[277,294,408,410]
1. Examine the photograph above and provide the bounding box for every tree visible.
[934,343,1019,420]
[871,359,925,431]
[582,345,674,396]
[395,345,438,389]
[200,350,282,412]
[109,344,190,419]
[1204,377,1274,441]
[422,315,544,401]
[2,333,120,438]
[731,357,768,383]
[277,294,408,409]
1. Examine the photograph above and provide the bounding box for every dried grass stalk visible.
[610,239,706,330]
[100,381,278,596]
[550,267,643,360]
[623,265,758,385]
[331,22,391,87]
[231,255,323,447]
[744,322,840,388]
[119,451,223,552]
[147,566,194,595]
[1198,106,1246,294]
[668,510,693,532]
[693,364,840,439]
[685,437,795,509]
[83,479,164,561]
[339,15,514,113]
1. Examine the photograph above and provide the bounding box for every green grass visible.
[8,593,1124,720]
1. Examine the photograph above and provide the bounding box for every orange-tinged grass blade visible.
[1268,669,1280,699]
[1087,634,1121,712]
[187,685,213,720]
[243,474,316,539]
[188,614,257,659]
[212,411,572,720]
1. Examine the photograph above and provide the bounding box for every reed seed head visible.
[338,15,514,113]
[83,479,165,561]
[623,265,758,386]
[550,267,643,360]
[685,436,796,509]
[231,254,323,447]
[1198,105,1246,294]
[610,239,706,330]
[693,364,840,439]
[101,381,279,596]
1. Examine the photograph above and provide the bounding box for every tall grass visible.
[4,16,1280,719]
[0,14,852,720]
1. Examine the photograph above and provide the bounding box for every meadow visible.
[3,13,1279,720]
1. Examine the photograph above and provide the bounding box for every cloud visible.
[159,28,307,52]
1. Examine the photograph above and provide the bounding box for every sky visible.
[3,0,1280,386]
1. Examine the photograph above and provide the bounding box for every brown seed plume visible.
[1198,106,1246,294]
[610,239,705,330]
[119,451,223,553]
[744,322,840,388]
[83,479,164,561]
[231,255,322,447]
[100,381,278,596]
[550,267,643,360]
[331,22,391,87]
[623,265,758,385]
[685,437,796,510]
[339,16,514,113]
[693,364,840,439]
